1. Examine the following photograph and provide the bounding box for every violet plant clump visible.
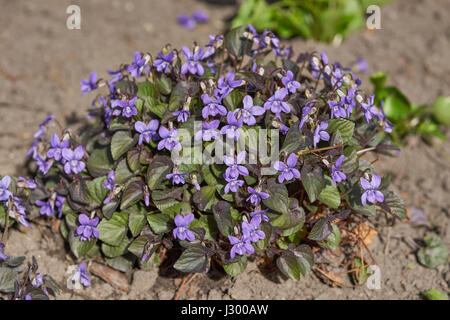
[0,255,58,300]
[13,26,406,280]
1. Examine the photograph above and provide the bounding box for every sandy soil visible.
[0,0,449,300]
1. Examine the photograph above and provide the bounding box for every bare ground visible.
[0,0,449,299]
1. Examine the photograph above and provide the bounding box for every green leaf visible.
[294,244,314,276]
[69,231,97,258]
[111,131,136,161]
[127,236,148,258]
[86,176,108,206]
[271,198,305,230]
[383,95,411,121]
[146,155,172,190]
[102,199,119,219]
[223,256,248,277]
[116,80,138,96]
[370,71,388,89]
[147,213,171,234]
[137,81,156,99]
[126,149,141,173]
[319,224,341,249]
[102,237,129,258]
[225,25,248,57]
[157,76,173,95]
[87,146,114,177]
[318,176,341,209]
[281,125,309,154]
[417,233,449,269]
[308,218,333,241]
[384,191,406,220]
[105,255,134,273]
[190,215,218,241]
[120,180,144,210]
[193,185,219,212]
[255,222,272,250]
[432,96,450,126]
[347,185,377,217]
[212,201,234,237]
[173,245,209,273]
[301,165,325,203]
[6,256,25,268]
[276,251,301,280]
[424,289,448,301]
[169,81,190,112]
[223,89,245,111]
[327,118,355,144]
[127,205,147,237]
[114,159,134,184]
[262,179,289,214]
[0,267,18,293]
[97,212,128,246]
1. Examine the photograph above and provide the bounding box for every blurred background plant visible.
[231,0,391,43]
[370,71,450,145]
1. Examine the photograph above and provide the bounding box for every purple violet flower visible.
[328,100,347,119]
[360,94,380,123]
[157,126,182,151]
[282,70,301,94]
[331,155,346,185]
[0,176,12,201]
[298,102,315,129]
[111,97,138,118]
[223,151,249,180]
[229,234,254,259]
[313,121,330,148]
[80,72,98,95]
[127,52,149,78]
[242,217,266,243]
[76,214,99,241]
[194,120,220,141]
[135,120,159,145]
[181,46,205,76]
[102,170,115,191]
[35,200,54,217]
[71,262,91,287]
[246,186,270,206]
[217,72,243,98]
[273,153,300,183]
[192,10,209,23]
[173,110,190,123]
[220,112,243,142]
[352,58,368,73]
[8,197,31,228]
[47,133,71,162]
[173,213,195,242]
[250,209,269,222]
[201,92,227,119]
[35,155,53,175]
[55,195,66,219]
[264,88,291,119]
[153,51,174,73]
[177,14,196,30]
[360,174,384,206]
[224,177,245,193]
[62,146,86,175]
[166,171,187,185]
[33,114,55,139]
[0,242,7,261]
[107,68,123,86]
[234,95,265,126]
